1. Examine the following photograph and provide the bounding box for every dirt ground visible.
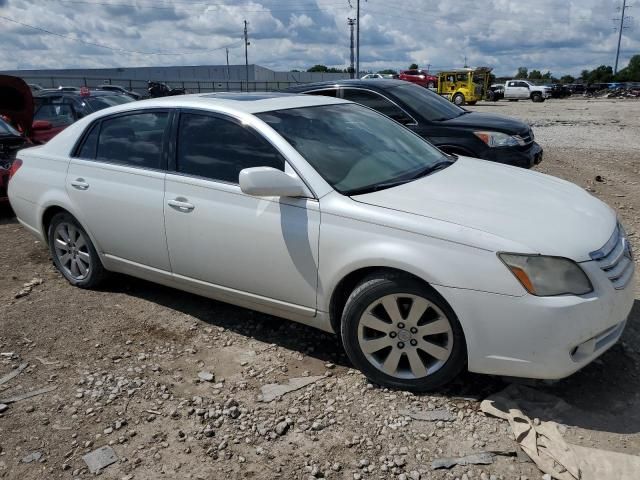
[1,97,639,480]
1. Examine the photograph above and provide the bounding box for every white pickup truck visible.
[501,80,550,102]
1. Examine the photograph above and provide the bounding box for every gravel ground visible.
[1,97,639,480]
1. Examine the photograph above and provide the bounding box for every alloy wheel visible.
[53,222,92,281]
[357,293,453,379]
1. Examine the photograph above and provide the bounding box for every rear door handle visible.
[167,198,195,212]
[70,178,89,190]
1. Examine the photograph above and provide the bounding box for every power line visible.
[0,14,243,56]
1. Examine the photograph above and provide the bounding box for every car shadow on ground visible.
[101,269,640,431]
[0,204,18,224]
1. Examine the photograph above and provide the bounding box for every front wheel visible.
[531,93,544,103]
[48,212,106,288]
[340,273,467,391]
[452,93,465,106]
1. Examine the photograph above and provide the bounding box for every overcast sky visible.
[0,0,638,76]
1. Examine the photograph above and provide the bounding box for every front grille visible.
[590,224,634,290]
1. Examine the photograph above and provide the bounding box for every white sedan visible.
[8,93,635,391]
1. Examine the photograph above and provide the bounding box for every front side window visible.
[176,113,285,184]
[342,89,413,124]
[258,104,450,196]
[96,112,169,169]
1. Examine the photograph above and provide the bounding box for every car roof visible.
[285,79,407,93]
[81,92,349,116]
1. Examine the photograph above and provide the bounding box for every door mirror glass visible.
[239,167,310,198]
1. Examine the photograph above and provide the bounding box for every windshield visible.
[389,83,465,121]
[257,103,449,195]
[84,95,135,111]
[0,117,21,136]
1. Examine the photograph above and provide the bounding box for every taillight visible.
[9,158,23,179]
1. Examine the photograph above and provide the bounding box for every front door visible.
[66,110,172,270]
[163,110,320,313]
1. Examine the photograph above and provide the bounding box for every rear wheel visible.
[48,212,106,288]
[340,273,467,391]
[452,93,465,106]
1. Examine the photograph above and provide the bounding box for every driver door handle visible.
[168,198,195,212]
[70,178,89,190]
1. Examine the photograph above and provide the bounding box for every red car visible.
[398,69,438,88]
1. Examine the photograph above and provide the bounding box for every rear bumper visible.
[482,142,543,168]
[435,260,635,380]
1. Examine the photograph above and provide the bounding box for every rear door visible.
[66,109,172,270]
[340,88,416,126]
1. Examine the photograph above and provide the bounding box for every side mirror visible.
[32,120,53,131]
[239,167,311,198]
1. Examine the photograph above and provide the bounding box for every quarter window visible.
[96,112,169,169]
[77,123,99,159]
[176,113,285,184]
[341,89,414,125]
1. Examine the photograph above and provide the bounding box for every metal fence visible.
[22,76,306,94]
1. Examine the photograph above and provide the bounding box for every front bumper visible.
[482,141,543,169]
[435,260,635,380]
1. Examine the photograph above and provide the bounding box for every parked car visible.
[502,80,550,102]
[546,84,571,98]
[566,84,585,94]
[398,69,438,88]
[31,89,135,143]
[285,79,543,168]
[0,117,28,203]
[488,84,505,101]
[9,93,634,391]
[98,84,142,100]
[362,74,397,80]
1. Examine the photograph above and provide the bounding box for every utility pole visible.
[226,48,230,80]
[426,63,431,74]
[614,0,632,74]
[244,20,250,88]
[348,18,356,79]
[356,0,360,79]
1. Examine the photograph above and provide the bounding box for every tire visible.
[452,93,465,106]
[48,212,106,288]
[531,93,544,103]
[340,272,467,392]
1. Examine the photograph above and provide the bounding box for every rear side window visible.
[176,113,285,184]
[96,112,169,170]
[342,89,414,125]
[306,89,338,98]
[77,123,99,159]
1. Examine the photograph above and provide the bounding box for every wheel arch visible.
[40,204,102,254]
[328,266,449,335]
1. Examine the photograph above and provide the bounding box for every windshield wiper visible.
[407,160,454,180]
[344,160,454,196]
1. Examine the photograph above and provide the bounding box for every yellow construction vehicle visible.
[436,67,492,106]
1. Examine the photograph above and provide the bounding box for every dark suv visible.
[285,80,543,168]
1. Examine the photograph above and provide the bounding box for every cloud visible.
[0,0,638,76]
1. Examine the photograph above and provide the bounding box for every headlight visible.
[473,131,526,147]
[498,253,593,296]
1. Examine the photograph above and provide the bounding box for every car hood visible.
[442,111,530,135]
[351,157,616,260]
[0,75,34,135]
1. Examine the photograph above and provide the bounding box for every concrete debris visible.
[259,376,323,402]
[0,403,8,413]
[21,451,43,464]
[0,362,28,386]
[198,371,215,382]
[82,446,118,474]
[432,452,495,470]
[15,278,43,299]
[0,385,57,404]
[399,408,456,422]
[481,384,640,480]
